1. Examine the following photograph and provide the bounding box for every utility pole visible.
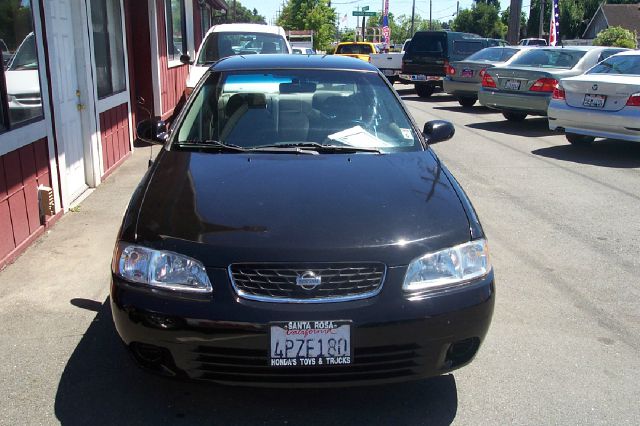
[233,0,236,23]
[538,0,546,39]
[456,1,460,17]
[429,0,432,30]
[410,0,416,37]
[506,0,522,44]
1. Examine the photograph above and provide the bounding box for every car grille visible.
[189,343,421,384]
[228,263,386,303]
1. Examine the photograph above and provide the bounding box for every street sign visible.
[352,11,377,16]
[361,6,369,11]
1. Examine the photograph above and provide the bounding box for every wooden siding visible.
[0,139,51,263]
[99,103,131,177]
[193,1,203,49]
[156,0,189,121]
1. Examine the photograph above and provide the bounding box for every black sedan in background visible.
[111,55,494,387]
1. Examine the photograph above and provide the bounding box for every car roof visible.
[204,23,286,38]
[211,54,378,72]
[608,49,640,57]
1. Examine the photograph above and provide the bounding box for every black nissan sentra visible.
[111,55,494,386]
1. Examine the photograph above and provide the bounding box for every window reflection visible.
[91,0,126,98]
[0,0,44,129]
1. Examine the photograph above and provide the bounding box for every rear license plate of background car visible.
[505,79,521,90]
[461,69,473,78]
[583,94,606,108]
[383,69,395,76]
[270,320,351,367]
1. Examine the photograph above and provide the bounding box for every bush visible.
[593,26,638,49]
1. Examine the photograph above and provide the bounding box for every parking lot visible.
[1,84,639,425]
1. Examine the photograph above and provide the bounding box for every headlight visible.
[402,239,490,292]
[115,243,212,293]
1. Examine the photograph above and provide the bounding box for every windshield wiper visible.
[174,140,317,155]
[174,140,247,152]
[252,142,382,154]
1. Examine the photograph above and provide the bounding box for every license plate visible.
[383,69,395,76]
[412,75,426,81]
[583,94,606,108]
[461,69,474,78]
[270,320,351,367]
[505,79,521,90]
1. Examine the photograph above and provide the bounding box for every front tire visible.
[566,133,595,145]
[502,111,527,122]
[415,84,434,98]
[458,96,477,108]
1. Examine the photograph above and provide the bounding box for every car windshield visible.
[587,54,640,75]
[466,47,519,62]
[7,33,37,71]
[197,32,287,64]
[509,49,586,69]
[336,44,373,54]
[176,69,421,152]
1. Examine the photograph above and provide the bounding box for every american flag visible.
[549,0,560,46]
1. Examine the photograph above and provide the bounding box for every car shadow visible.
[466,117,557,137]
[432,105,496,115]
[55,298,459,426]
[532,140,640,169]
[400,93,457,103]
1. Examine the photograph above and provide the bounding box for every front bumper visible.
[478,88,551,115]
[548,100,640,142]
[111,267,495,387]
[443,78,480,97]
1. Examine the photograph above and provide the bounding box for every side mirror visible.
[136,118,168,145]
[180,54,193,65]
[423,120,455,144]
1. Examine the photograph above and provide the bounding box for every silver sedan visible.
[548,50,640,145]
[478,46,628,121]
[443,46,531,107]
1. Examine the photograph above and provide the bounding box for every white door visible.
[44,0,90,203]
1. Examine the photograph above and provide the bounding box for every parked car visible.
[518,38,547,46]
[184,24,291,95]
[369,38,411,83]
[548,50,640,145]
[478,46,628,121]
[113,54,495,387]
[333,42,379,62]
[5,32,43,125]
[443,46,532,107]
[401,31,503,98]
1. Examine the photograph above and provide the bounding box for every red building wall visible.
[99,103,131,177]
[0,139,51,267]
[156,0,189,121]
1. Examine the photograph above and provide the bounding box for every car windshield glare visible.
[509,49,586,69]
[197,32,287,64]
[176,69,421,152]
[587,55,640,76]
[465,47,518,62]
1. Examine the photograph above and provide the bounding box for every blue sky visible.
[238,0,480,27]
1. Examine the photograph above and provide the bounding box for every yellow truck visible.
[333,42,379,62]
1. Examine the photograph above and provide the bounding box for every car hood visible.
[134,150,472,267]
[4,70,40,95]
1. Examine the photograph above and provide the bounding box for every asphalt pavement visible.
[0,86,639,425]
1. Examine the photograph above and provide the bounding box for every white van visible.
[184,24,291,95]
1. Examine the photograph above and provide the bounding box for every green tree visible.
[452,2,506,38]
[593,26,638,48]
[277,0,336,51]
[214,1,266,24]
